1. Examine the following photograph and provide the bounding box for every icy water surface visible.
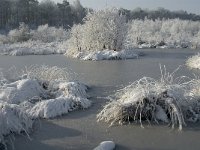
[0,48,200,150]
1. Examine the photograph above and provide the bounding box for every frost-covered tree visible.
[71,0,86,23]
[8,22,30,43]
[126,19,200,49]
[67,8,127,54]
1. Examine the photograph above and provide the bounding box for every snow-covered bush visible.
[0,66,91,146]
[67,8,127,56]
[8,23,31,43]
[97,67,200,130]
[0,34,9,44]
[186,53,200,69]
[21,65,70,82]
[0,103,33,148]
[126,19,200,49]
[5,23,69,44]
[31,24,69,43]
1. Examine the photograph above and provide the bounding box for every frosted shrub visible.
[0,65,91,146]
[22,65,70,82]
[126,19,200,49]
[1,65,71,85]
[31,24,69,43]
[67,8,127,56]
[186,53,200,69]
[0,34,9,44]
[8,23,30,43]
[0,103,33,148]
[97,67,200,130]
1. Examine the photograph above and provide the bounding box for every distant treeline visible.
[1,0,200,30]
[0,0,88,30]
[120,7,200,21]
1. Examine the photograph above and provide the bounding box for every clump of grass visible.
[0,65,90,148]
[97,66,199,130]
[0,103,33,149]
[21,65,70,82]
[186,53,200,69]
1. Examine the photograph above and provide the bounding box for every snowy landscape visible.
[0,0,200,150]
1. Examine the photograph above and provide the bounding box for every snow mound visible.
[186,53,200,69]
[94,141,115,150]
[0,103,33,145]
[23,81,91,119]
[0,41,67,56]
[0,66,91,146]
[97,67,200,130]
[1,79,90,119]
[66,49,138,61]
[0,79,46,104]
[27,96,91,119]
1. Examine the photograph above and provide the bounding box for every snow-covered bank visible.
[186,53,200,69]
[66,49,139,61]
[97,67,200,130]
[126,19,200,49]
[0,66,91,148]
[0,41,67,56]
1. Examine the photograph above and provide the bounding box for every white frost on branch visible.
[67,8,128,55]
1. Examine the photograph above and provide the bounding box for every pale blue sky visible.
[42,0,200,14]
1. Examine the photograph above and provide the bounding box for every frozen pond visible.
[1,48,200,150]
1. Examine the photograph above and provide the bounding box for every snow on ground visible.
[97,67,200,130]
[94,141,115,150]
[0,66,91,147]
[66,49,139,61]
[186,53,200,69]
[0,41,67,56]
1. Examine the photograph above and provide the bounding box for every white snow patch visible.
[27,96,91,119]
[66,49,138,61]
[94,141,115,150]
[0,79,46,104]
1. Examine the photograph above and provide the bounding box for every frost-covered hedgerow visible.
[31,24,69,43]
[126,19,200,49]
[0,66,91,147]
[8,23,31,43]
[186,53,200,69]
[97,67,200,130]
[67,8,128,57]
[0,23,69,55]
[0,23,69,44]
[0,41,67,55]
